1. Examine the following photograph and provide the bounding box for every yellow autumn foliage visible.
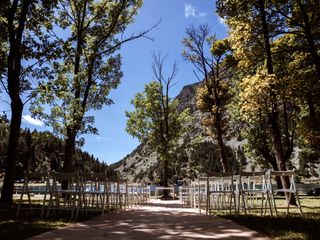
[227,19,263,69]
[239,72,277,123]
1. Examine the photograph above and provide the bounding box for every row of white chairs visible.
[183,170,303,216]
[16,171,150,218]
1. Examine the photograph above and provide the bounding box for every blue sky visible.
[7,0,228,165]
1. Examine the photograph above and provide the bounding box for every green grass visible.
[0,204,100,240]
[225,214,320,240]
[222,196,320,240]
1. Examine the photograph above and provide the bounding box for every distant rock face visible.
[175,82,200,113]
[111,81,240,182]
[111,81,320,182]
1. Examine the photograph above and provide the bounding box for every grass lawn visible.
[223,196,320,240]
[0,203,100,240]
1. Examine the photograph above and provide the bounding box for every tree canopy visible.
[126,53,190,186]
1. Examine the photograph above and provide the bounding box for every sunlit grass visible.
[222,196,320,240]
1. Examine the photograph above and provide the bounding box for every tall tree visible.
[126,52,190,187]
[182,24,234,172]
[271,0,320,152]
[0,0,58,204]
[217,0,297,203]
[31,0,154,174]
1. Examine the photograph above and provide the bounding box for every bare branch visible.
[96,20,160,58]
[0,78,9,95]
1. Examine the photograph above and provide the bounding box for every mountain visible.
[110,81,320,183]
[110,82,246,183]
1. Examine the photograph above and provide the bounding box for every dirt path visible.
[27,200,269,240]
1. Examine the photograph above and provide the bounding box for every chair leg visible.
[271,192,278,216]
[295,191,303,216]
[266,191,273,216]
[41,192,47,218]
[16,192,24,217]
[241,192,247,215]
[260,193,264,216]
[27,191,33,214]
[286,193,292,215]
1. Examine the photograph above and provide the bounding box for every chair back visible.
[239,171,267,191]
[268,170,296,191]
[51,172,79,191]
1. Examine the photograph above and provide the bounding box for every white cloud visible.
[217,15,226,26]
[22,115,44,126]
[184,4,207,18]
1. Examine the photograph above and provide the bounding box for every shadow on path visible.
[27,200,269,240]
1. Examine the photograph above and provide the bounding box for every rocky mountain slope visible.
[110,82,320,183]
[110,82,247,183]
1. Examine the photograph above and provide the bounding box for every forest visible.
[0,114,108,180]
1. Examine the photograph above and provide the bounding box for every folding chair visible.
[108,176,121,212]
[141,184,150,204]
[118,178,128,211]
[127,183,136,207]
[16,171,51,217]
[197,176,207,214]
[47,172,80,219]
[179,186,190,205]
[267,170,303,216]
[79,172,109,216]
[206,172,237,216]
[189,181,198,209]
[238,171,273,215]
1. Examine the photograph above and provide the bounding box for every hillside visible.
[111,81,320,183]
[110,82,247,183]
[0,116,108,179]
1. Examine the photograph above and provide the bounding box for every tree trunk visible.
[216,126,228,172]
[297,1,320,137]
[270,115,293,198]
[61,128,76,192]
[268,159,283,190]
[63,127,76,173]
[0,0,31,204]
[163,159,168,187]
[161,159,169,198]
[214,65,228,172]
[0,98,23,203]
[259,0,296,205]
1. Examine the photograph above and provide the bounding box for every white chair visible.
[128,183,139,207]
[238,171,273,215]
[197,176,207,214]
[189,178,206,213]
[108,176,121,212]
[206,172,237,216]
[179,186,190,205]
[16,171,51,217]
[267,170,303,216]
[118,178,128,211]
[189,181,197,208]
[79,172,109,216]
[47,172,80,218]
[141,184,150,204]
